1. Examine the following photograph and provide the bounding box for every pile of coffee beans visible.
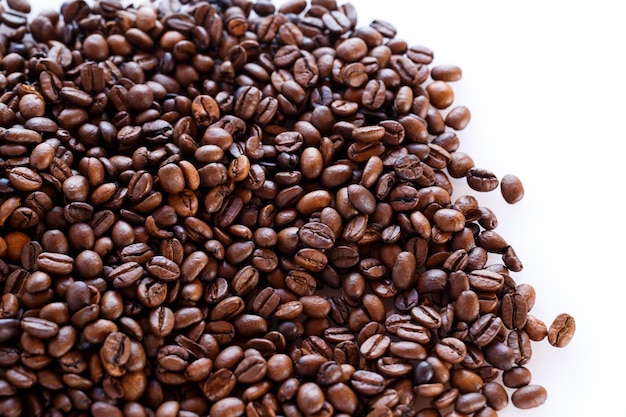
[0,0,576,416]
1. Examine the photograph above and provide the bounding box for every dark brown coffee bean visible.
[467,168,499,192]
[285,269,317,297]
[20,317,59,339]
[435,337,466,364]
[445,105,471,130]
[149,306,175,337]
[455,392,487,414]
[192,95,220,127]
[299,222,335,250]
[450,368,483,394]
[481,381,508,411]
[360,334,391,360]
[109,262,143,289]
[501,292,528,330]
[500,174,525,204]
[37,252,74,275]
[351,370,386,396]
[455,290,480,323]
[201,368,236,402]
[511,385,547,409]
[469,313,503,347]
[8,167,42,191]
[146,256,180,282]
[7,0,31,13]
[100,332,131,377]
[296,382,325,414]
[502,366,532,388]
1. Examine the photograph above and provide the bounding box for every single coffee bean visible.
[443,103,471,130]
[500,174,525,204]
[351,370,386,396]
[455,392,487,414]
[109,262,144,289]
[547,313,576,347]
[20,317,59,339]
[431,64,462,81]
[36,252,74,275]
[501,292,528,330]
[467,168,499,192]
[299,222,335,249]
[511,384,547,409]
[502,366,532,388]
[524,315,548,341]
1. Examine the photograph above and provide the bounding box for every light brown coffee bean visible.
[547,313,575,347]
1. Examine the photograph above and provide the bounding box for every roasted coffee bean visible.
[469,313,503,347]
[109,262,144,289]
[8,167,42,191]
[467,168,499,192]
[455,392,487,414]
[468,269,504,292]
[431,64,463,81]
[360,334,391,360]
[511,385,547,409]
[299,222,335,249]
[351,370,386,396]
[502,366,532,388]
[501,292,528,329]
[500,174,525,204]
[296,382,325,414]
[524,315,548,341]
[547,313,576,347]
[36,252,74,275]
[20,317,59,339]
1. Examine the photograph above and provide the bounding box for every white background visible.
[26,0,626,415]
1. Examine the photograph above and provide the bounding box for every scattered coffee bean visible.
[500,173,525,204]
[548,313,576,347]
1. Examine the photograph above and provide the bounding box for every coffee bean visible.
[298,222,335,250]
[431,64,463,81]
[524,314,548,341]
[511,384,547,409]
[296,382,325,414]
[501,292,528,329]
[360,334,391,360]
[20,317,59,339]
[351,370,386,396]
[502,366,532,388]
[445,105,471,130]
[8,167,42,192]
[470,313,503,347]
[36,252,74,275]
[435,337,467,364]
[547,313,576,347]
[500,173,525,204]
[467,168,499,192]
[426,80,454,109]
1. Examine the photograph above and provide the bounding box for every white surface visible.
[26,0,626,415]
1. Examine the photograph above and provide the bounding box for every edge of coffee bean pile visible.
[0,0,576,416]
